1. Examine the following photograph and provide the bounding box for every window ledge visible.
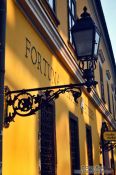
[39,0,60,27]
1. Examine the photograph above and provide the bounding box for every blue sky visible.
[100,0,116,63]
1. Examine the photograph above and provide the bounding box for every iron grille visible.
[40,103,56,175]
[69,113,80,175]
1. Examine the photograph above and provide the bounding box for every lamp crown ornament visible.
[81,6,90,18]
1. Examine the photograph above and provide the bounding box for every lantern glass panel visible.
[73,29,93,58]
[94,31,100,57]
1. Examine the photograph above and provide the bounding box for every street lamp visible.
[71,6,100,92]
[4,7,100,127]
[71,7,100,60]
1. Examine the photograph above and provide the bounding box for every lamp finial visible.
[81,6,90,18]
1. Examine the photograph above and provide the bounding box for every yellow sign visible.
[103,131,116,141]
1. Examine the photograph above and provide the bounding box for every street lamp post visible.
[4,7,100,127]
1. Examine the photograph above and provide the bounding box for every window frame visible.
[46,0,56,12]
[69,112,80,174]
[68,0,76,44]
[41,0,60,27]
[106,80,111,113]
[112,93,115,119]
[39,101,57,175]
[99,62,105,102]
[86,124,93,172]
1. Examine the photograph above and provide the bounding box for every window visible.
[99,63,105,102]
[106,71,111,113]
[86,125,93,175]
[111,150,115,173]
[107,82,111,112]
[69,113,80,175]
[41,0,59,26]
[111,84,116,119]
[112,94,115,119]
[68,0,76,43]
[40,102,56,175]
[47,0,55,12]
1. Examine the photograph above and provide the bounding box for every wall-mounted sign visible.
[103,131,116,141]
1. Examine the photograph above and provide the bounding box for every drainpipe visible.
[0,0,6,173]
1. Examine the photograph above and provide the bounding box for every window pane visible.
[72,2,75,16]
[49,0,53,9]
[69,0,71,9]
[73,30,93,57]
[112,94,115,118]
[72,19,74,27]
[69,14,72,29]
[70,32,72,43]
[99,63,105,101]
[48,0,54,11]
[68,0,76,43]
[107,82,111,112]
[94,32,100,56]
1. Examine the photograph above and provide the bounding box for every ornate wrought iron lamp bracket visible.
[4,81,97,128]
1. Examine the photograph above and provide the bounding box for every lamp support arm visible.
[4,80,97,128]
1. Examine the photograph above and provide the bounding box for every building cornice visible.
[16,0,116,129]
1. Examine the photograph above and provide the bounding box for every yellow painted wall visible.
[3,0,113,175]
[3,1,78,174]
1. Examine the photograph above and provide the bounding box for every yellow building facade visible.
[0,0,116,175]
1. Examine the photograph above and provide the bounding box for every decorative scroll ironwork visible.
[4,80,97,128]
[100,140,116,153]
[100,142,116,153]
